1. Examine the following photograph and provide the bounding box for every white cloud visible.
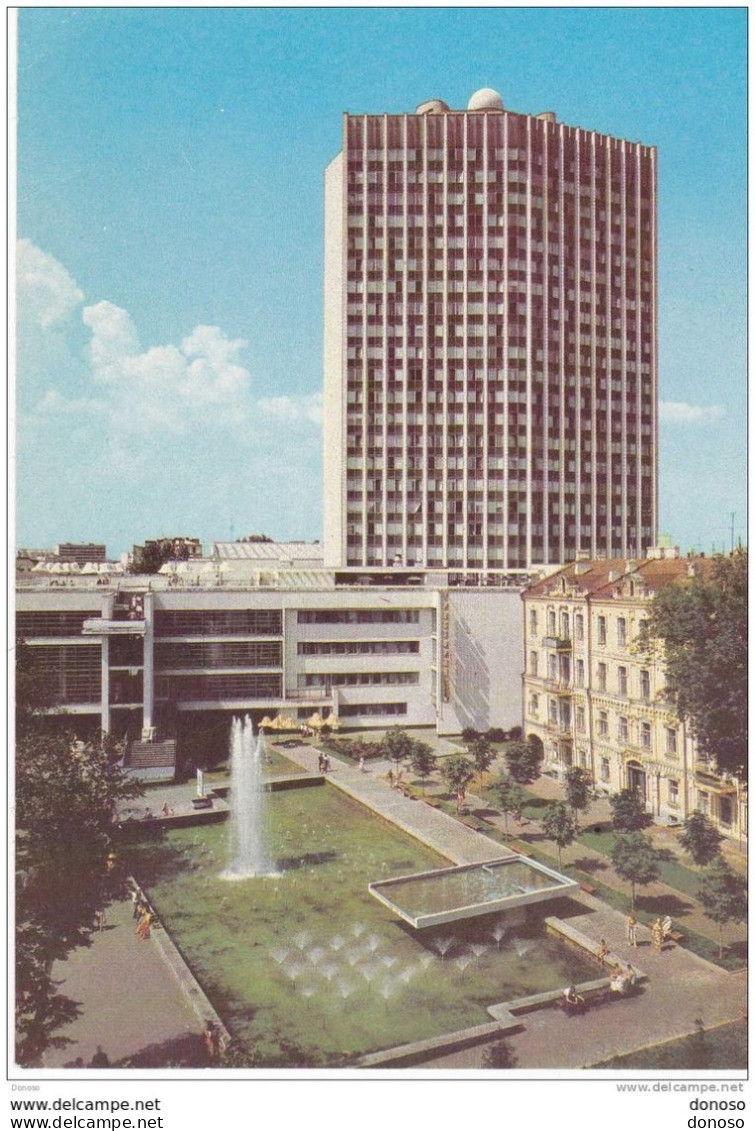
[83,301,141,376]
[660,400,725,425]
[17,239,84,328]
[35,389,106,417]
[258,393,323,425]
[18,239,323,515]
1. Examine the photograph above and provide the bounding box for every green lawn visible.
[576,827,704,898]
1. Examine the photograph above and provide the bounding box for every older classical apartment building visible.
[522,554,746,842]
[324,87,658,571]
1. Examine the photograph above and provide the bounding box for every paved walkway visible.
[43,899,206,1068]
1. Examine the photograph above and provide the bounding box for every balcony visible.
[547,720,573,739]
[694,759,739,792]
[544,679,572,695]
[82,618,146,636]
[542,636,571,650]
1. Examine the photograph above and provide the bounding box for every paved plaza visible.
[39,741,747,1070]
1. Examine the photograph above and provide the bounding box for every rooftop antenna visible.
[730,512,735,554]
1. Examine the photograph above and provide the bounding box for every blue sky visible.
[15,6,747,557]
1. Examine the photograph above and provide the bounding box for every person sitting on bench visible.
[609,966,630,995]
[562,984,586,1015]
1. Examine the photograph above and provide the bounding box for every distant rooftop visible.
[212,541,324,564]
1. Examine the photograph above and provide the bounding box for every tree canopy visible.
[381,726,415,770]
[129,538,195,574]
[542,803,576,870]
[643,550,747,781]
[609,788,653,832]
[466,735,495,787]
[503,739,543,785]
[16,728,141,1063]
[564,767,592,829]
[441,755,475,810]
[610,832,661,909]
[697,856,747,958]
[493,775,524,834]
[15,660,141,1064]
[408,741,437,792]
[679,810,724,868]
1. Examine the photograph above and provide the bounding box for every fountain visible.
[223,716,277,879]
[132,774,597,1064]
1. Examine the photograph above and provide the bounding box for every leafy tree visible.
[643,549,747,782]
[679,810,724,868]
[697,855,747,958]
[236,534,273,543]
[15,637,51,730]
[381,726,415,773]
[493,775,524,835]
[542,803,577,870]
[15,728,141,1064]
[564,766,592,830]
[504,739,543,785]
[409,741,438,794]
[441,755,475,812]
[466,735,495,788]
[609,788,653,832]
[129,537,195,575]
[610,832,661,910]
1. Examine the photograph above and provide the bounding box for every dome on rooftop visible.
[467,87,504,111]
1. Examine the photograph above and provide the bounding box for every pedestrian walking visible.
[359,755,366,773]
[131,889,141,920]
[137,910,153,940]
[626,913,637,947]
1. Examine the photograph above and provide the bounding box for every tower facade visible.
[323,89,658,570]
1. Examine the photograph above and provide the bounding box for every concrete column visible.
[100,636,110,736]
[142,592,154,735]
[100,592,114,735]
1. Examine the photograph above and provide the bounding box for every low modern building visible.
[56,543,108,565]
[16,558,529,772]
[522,553,746,842]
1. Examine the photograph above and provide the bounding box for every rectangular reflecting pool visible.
[369,857,580,928]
